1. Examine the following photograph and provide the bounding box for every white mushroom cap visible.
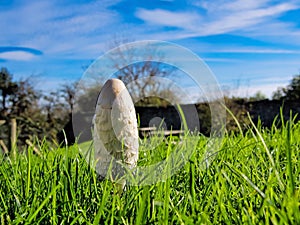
[97,78,126,109]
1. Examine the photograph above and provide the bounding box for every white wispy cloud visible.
[221,73,294,98]
[0,0,122,58]
[135,0,300,41]
[210,48,300,54]
[180,74,293,101]
[203,58,243,63]
[196,0,273,12]
[0,51,39,61]
[229,82,289,98]
[202,3,297,35]
[135,8,202,30]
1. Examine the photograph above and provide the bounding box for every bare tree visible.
[106,40,179,106]
[60,82,78,113]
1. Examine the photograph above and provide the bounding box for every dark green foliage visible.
[0,67,18,114]
[0,67,71,148]
[272,73,300,101]
[285,74,300,100]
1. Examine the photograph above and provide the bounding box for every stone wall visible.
[136,100,300,133]
[135,105,200,131]
[246,99,300,127]
[58,100,300,145]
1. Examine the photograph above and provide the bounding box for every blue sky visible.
[1,0,300,99]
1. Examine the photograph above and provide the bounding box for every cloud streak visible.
[0,46,43,61]
[209,48,300,54]
[135,0,300,41]
[0,46,42,55]
[0,0,122,58]
[135,8,202,30]
[0,51,38,61]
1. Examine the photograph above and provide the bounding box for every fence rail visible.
[0,120,5,126]
[138,127,185,138]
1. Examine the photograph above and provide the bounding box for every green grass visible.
[0,117,300,224]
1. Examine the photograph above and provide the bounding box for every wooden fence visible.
[0,118,17,154]
[0,118,42,156]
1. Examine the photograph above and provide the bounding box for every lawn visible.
[0,116,299,224]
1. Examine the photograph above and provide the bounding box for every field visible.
[0,116,300,224]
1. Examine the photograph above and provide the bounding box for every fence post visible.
[0,140,8,153]
[0,120,9,153]
[10,118,17,157]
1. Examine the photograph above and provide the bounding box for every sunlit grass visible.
[0,117,300,224]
